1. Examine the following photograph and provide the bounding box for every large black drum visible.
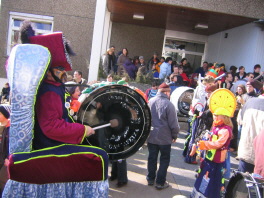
[77,85,151,160]
[170,86,194,117]
[225,171,264,198]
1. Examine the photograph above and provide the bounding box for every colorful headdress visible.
[209,88,237,117]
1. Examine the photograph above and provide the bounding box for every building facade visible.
[1,0,264,81]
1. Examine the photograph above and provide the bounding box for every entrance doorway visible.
[162,37,205,72]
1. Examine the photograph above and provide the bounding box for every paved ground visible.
[108,131,239,198]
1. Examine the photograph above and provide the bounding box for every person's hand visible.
[4,159,9,167]
[172,138,177,143]
[85,125,95,137]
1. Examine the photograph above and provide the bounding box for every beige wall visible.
[0,0,96,79]
[110,22,165,63]
[143,0,264,19]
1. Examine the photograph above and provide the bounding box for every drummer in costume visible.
[2,21,108,197]
[190,88,236,198]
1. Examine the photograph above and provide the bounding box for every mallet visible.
[92,119,119,130]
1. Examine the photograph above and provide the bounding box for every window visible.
[163,37,206,71]
[7,12,54,55]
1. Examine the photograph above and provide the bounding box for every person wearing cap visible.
[241,80,258,104]
[146,82,179,190]
[0,104,11,196]
[191,89,235,198]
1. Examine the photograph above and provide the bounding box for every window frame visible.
[7,12,54,55]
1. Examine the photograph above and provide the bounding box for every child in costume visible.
[190,88,236,198]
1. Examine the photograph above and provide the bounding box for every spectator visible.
[146,83,179,189]
[145,80,159,101]
[171,65,183,85]
[155,57,165,74]
[253,130,264,178]
[133,56,140,68]
[229,65,237,79]
[220,72,233,89]
[237,97,264,173]
[147,52,160,72]
[253,64,264,82]
[0,83,10,104]
[110,46,118,74]
[179,66,190,86]
[138,56,147,75]
[194,61,208,77]
[241,80,258,104]
[235,84,246,146]
[65,82,81,117]
[106,74,114,83]
[117,48,129,77]
[235,66,247,80]
[180,58,192,77]
[231,72,254,94]
[123,59,138,80]
[102,48,115,75]
[0,104,11,196]
[159,57,172,80]
[73,70,88,92]
[151,64,159,78]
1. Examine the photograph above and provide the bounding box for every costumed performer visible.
[190,88,236,198]
[3,20,108,198]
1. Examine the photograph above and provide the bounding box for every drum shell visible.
[77,84,151,161]
[170,86,194,117]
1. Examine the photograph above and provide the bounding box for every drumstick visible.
[92,119,119,130]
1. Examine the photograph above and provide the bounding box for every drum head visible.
[170,86,194,116]
[77,85,151,160]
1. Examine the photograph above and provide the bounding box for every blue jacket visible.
[147,92,180,145]
[159,62,171,79]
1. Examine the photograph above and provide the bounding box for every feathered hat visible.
[20,20,75,71]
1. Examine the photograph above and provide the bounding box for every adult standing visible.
[147,52,160,72]
[73,70,88,92]
[159,57,172,80]
[146,83,179,189]
[117,48,129,77]
[237,97,264,173]
[102,48,116,75]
